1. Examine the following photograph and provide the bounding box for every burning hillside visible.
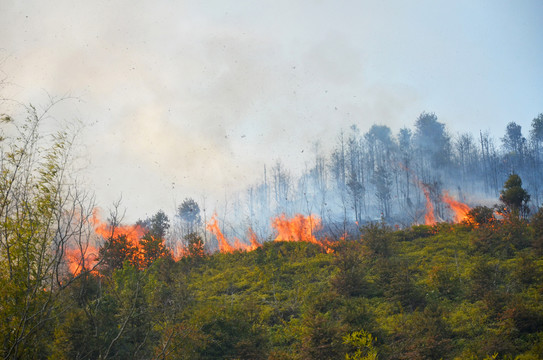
[206,213,262,253]
[206,213,326,253]
[418,185,471,225]
[66,211,156,276]
[67,194,471,277]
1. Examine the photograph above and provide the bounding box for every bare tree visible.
[272,160,291,214]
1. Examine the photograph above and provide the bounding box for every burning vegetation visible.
[66,189,472,275]
[4,100,542,359]
[206,213,262,253]
[67,211,335,276]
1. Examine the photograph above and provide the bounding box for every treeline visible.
[222,112,543,240]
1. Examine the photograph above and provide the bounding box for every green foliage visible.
[0,103,95,359]
[343,330,378,360]
[192,304,269,359]
[139,232,171,268]
[387,305,453,359]
[361,222,394,257]
[177,198,201,236]
[331,240,371,297]
[301,310,347,360]
[531,206,543,254]
[184,231,206,259]
[500,173,531,218]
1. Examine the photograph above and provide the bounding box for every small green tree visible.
[499,173,530,219]
[330,241,370,297]
[139,210,172,267]
[139,232,171,268]
[185,232,206,258]
[464,206,495,227]
[361,222,393,258]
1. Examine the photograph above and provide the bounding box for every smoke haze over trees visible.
[213,111,543,244]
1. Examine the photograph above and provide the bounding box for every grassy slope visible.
[183,223,543,359]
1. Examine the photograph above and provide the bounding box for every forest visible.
[195,111,543,249]
[1,102,543,359]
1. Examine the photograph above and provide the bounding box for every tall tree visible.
[310,142,328,220]
[480,131,501,195]
[139,210,170,240]
[455,133,480,192]
[398,127,413,211]
[271,160,291,214]
[176,198,201,238]
[372,165,393,219]
[528,114,543,206]
[347,126,365,223]
[414,112,451,175]
[501,122,526,173]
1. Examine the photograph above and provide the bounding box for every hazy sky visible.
[1,0,542,221]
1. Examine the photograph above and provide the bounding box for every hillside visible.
[48,216,543,359]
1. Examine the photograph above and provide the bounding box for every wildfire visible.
[66,245,99,276]
[66,210,149,276]
[205,213,329,253]
[406,168,469,225]
[272,214,323,244]
[206,213,262,253]
[442,192,470,223]
[421,184,436,225]
[247,227,262,251]
[91,211,147,250]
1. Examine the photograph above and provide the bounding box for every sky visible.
[1,0,542,222]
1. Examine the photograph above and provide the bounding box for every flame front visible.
[272,214,322,244]
[403,166,436,226]
[66,245,99,276]
[206,213,235,253]
[91,212,147,251]
[206,213,326,253]
[66,210,148,276]
[442,192,470,223]
[246,227,262,251]
[421,185,436,225]
[206,213,262,253]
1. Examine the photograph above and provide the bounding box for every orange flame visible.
[272,214,322,244]
[172,243,188,260]
[91,212,147,250]
[66,245,99,276]
[206,213,262,253]
[246,227,262,251]
[421,185,436,225]
[404,167,436,225]
[66,210,153,275]
[206,213,236,252]
[442,192,470,223]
